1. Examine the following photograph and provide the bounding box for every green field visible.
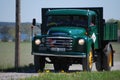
[25,71,120,80]
[0,42,120,69]
[0,42,33,69]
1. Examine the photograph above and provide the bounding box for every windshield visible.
[47,15,88,27]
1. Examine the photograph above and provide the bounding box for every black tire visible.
[95,52,104,71]
[103,43,113,71]
[53,62,69,72]
[61,63,69,72]
[82,48,93,71]
[34,55,45,72]
[53,62,61,72]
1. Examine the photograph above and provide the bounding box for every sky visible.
[0,0,120,23]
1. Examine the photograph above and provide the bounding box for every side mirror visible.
[102,19,105,25]
[32,18,36,26]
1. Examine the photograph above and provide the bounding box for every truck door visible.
[89,15,99,49]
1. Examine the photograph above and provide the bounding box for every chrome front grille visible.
[46,37,73,51]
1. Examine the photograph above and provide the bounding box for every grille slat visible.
[46,37,73,51]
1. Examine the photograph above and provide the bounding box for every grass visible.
[0,42,33,69]
[24,71,120,80]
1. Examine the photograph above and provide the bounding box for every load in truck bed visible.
[103,22,118,41]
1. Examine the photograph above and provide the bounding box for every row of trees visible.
[0,23,40,42]
[107,18,120,28]
[0,19,120,42]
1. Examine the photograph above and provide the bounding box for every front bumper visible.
[32,52,86,58]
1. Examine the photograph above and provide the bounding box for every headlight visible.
[78,39,85,45]
[35,39,41,45]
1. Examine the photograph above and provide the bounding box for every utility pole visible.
[15,0,20,69]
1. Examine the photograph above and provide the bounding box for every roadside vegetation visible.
[24,71,120,80]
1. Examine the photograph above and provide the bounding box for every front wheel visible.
[95,52,104,71]
[34,55,45,72]
[82,48,93,71]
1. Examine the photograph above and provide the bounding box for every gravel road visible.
[0,73,38,80]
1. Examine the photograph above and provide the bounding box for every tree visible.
[107,18,120,29]
[9,27,15,41]
[0,26,11,41]
[107,18,117,23]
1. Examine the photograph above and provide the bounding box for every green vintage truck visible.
[31,7,118,72]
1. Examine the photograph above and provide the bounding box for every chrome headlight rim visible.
[78,39,85,45]
[35,39,41,45]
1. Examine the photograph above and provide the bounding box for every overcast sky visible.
[0,0,120,22]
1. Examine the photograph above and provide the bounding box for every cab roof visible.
[46,9,96,16]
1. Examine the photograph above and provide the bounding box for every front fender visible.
[85,37,93,54]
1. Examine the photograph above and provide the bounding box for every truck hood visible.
[48,26,86,37]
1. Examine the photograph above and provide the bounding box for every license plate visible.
[51,48,65,52]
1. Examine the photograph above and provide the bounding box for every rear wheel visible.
[103,43,113,71]
[82,48,93,71]
[34,55,45,72]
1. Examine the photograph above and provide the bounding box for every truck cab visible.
[32,8,117,72]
